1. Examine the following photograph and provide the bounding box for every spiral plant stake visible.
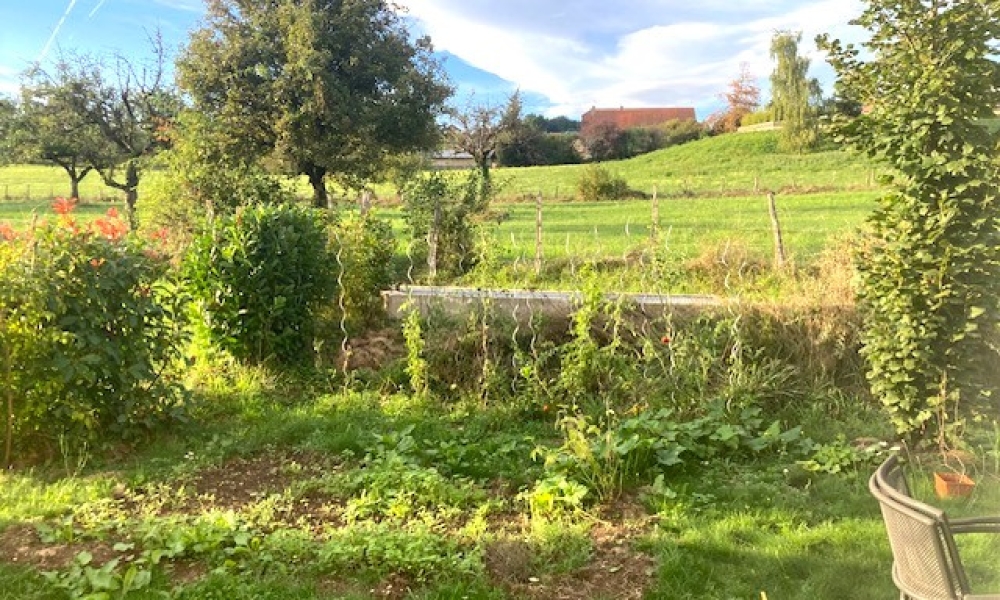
[333,230,351,375]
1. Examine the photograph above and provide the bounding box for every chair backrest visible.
[870,457,971,600]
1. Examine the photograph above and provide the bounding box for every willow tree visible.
[770,31,821,153]
[178,0,452,208]
[818,0,1000,445]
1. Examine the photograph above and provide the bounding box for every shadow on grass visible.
[645,516,895,600]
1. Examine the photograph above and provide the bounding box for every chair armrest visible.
[951,516,1000,534]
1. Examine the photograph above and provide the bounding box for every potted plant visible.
[933,470,976,499]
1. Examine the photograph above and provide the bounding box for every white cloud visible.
[398,0,867,117]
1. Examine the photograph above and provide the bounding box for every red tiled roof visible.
[582,107,697,130]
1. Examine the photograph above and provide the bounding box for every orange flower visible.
[93,215,128,241]
[89,257,105,269]
[52,197,78,215]
[0,222,16,241]
[661,335,671,344]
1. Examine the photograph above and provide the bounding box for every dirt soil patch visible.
[488,497,658,600]
[0,524,118,571]
[504,526,656,600]
[120,451,344,530]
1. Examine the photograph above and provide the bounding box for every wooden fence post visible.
[534,192,543,275]
[768,191,786,270]
[651,185,660,241]
[359,189,372,217]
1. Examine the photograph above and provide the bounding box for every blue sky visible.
[0,0,867,119]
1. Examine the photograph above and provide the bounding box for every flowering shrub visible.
[0,202,188,465]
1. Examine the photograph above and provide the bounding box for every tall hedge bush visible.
[185,204,335,364]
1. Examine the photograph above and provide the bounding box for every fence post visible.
[359,189,372,217]
[767,191,787,270]
[534,192,543,275]
[650,185,660,242]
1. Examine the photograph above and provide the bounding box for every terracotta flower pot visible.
[933,471,976,499]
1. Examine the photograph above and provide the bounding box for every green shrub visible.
[576,164,630,201]
[328,213,395,333]
[0,204,187,464]
[741,109,774,127]
[402,170,489,279]
[185,204,335,365]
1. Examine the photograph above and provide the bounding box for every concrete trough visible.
[381,285,724,322]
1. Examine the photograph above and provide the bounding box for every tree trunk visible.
[125,162,139,231]
[56,162,90,201]
[308,167,328,209]
[477,159,492,204]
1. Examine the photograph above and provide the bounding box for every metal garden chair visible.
[870,456,1000,600]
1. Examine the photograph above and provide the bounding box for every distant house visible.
[430,150,477,170]
[581,106,697,131]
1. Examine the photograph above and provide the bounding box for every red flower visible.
[52,197,78,215]
[0,222,16,241]
[661,335,671,344]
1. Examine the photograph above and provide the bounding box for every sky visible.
[0,0,868,120]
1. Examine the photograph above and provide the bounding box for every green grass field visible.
[494,132,880,201]
[481,191,876,262]
[0,199,122,228]
[0,164,126,203]
[0,131,878,205]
